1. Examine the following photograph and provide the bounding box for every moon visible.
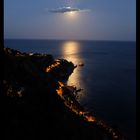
[67,11,76,17]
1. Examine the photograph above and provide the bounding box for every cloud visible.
[48,7,90,13]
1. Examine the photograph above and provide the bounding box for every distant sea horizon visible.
[4,38,136,43]
[4,39,136,140]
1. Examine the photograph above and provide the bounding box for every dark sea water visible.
[4,39,136,140]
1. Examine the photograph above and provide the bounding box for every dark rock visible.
[2,47,126,140]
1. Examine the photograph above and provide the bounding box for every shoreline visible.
[3,47,127,140]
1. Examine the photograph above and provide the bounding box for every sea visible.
[4,39,136,140]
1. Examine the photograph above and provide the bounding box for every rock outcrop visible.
[2,47,126,140]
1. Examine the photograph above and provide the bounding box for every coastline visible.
[2,47,127,140]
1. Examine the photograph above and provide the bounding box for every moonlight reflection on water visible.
[60,41,87,102]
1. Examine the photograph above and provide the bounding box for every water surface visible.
[4,39,136,140]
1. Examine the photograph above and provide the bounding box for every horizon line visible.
[4,38,136,42]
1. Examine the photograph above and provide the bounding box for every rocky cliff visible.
[2,48,126,140]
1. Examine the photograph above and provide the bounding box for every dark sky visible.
[4,0,136,41]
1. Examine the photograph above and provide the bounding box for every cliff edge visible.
[2,48,126,140]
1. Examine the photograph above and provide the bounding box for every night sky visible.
[4,0,136,41]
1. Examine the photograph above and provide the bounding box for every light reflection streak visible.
[60,41,86,102]
[61,41,80,56]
